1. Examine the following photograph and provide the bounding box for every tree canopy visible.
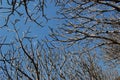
[0,0,120,80]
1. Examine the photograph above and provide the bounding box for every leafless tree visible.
[50,0,120,64]
[0,0,120,80]
[0,26,119,80]
[0,0,48,27]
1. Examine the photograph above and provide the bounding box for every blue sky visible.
[0,0,120,79]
